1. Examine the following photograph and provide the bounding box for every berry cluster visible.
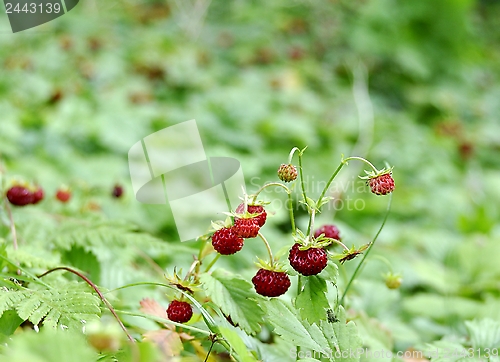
[6,185,44,206]
[210,203,267,255]
[5,183,125,207]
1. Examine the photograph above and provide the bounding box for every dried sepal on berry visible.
[332,243,370,264]
[165,268,200,295]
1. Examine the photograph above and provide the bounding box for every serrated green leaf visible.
[0,282,101,330]
[320,262,338,284]
[295,276,329,323]
[321,306,362,362]
[200,269,264,334]
[465,319,500,350]
[262,298,328,353]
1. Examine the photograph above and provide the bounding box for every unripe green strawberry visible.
[277,164,297,182]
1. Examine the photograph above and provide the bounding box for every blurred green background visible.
[1,0,500,355]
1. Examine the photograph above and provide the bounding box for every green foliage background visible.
[1,0,500,360]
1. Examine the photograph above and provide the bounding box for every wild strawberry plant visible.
[0,148,396,361]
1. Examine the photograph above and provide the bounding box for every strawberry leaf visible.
[200,269,264,334]
[295,276,329,323]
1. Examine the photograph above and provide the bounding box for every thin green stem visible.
[258,232,274,267]
[204,254,220,273]
[287,192,296,236]
[296,275,303,361]
[343,156,378,173]
[4,201,18,250]
[252,182,290,203]
[369,254,394,273]
[317,162,345,207]
[339,193,392,306]
[287,147,300,164]
[297,150,307,203]
[38,267,135,343]
[115,310,211,335]
[306,207,316,241]
[330,239,350,252]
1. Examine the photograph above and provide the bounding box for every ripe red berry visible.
[56,189,71,203]
[233,218,260,238]
[252,269,291,297]
[167,300,193,323]
[211,228,244,255]
[288,243,328,276]
[314,224,341,241]
[235,203,267,227]
[112,184,124,198]
[6,186,34,206]
[277,164,298,182]
[32,187,44,204]
[369,173,395,195]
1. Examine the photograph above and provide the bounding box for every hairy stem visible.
[252,182,290,203]
[38,267,134,343]
[340,194,392,305]
[287,147,300,164]
[343,156,378,173]
[257,232,274,267]
[317,162,345,208]
[297,150,307,203]
[4,201,18,250]
[287,192,296,236]
[204,254,220,273]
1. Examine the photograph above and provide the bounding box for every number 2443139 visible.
[5,2,62,14]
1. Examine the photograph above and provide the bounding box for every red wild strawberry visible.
[211,228,244,255]
[288,243,328,276]
[235,203,267,227]
[252,269,291,297]
[314,224,341,241]
[112,184,124,198]
[56,188,71,203]
[6,185,34,206]
[233,218,260,238]
[277,164,298,182]
[32,187,44,204]
[167,300,193,323]
[369,173,395,196]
